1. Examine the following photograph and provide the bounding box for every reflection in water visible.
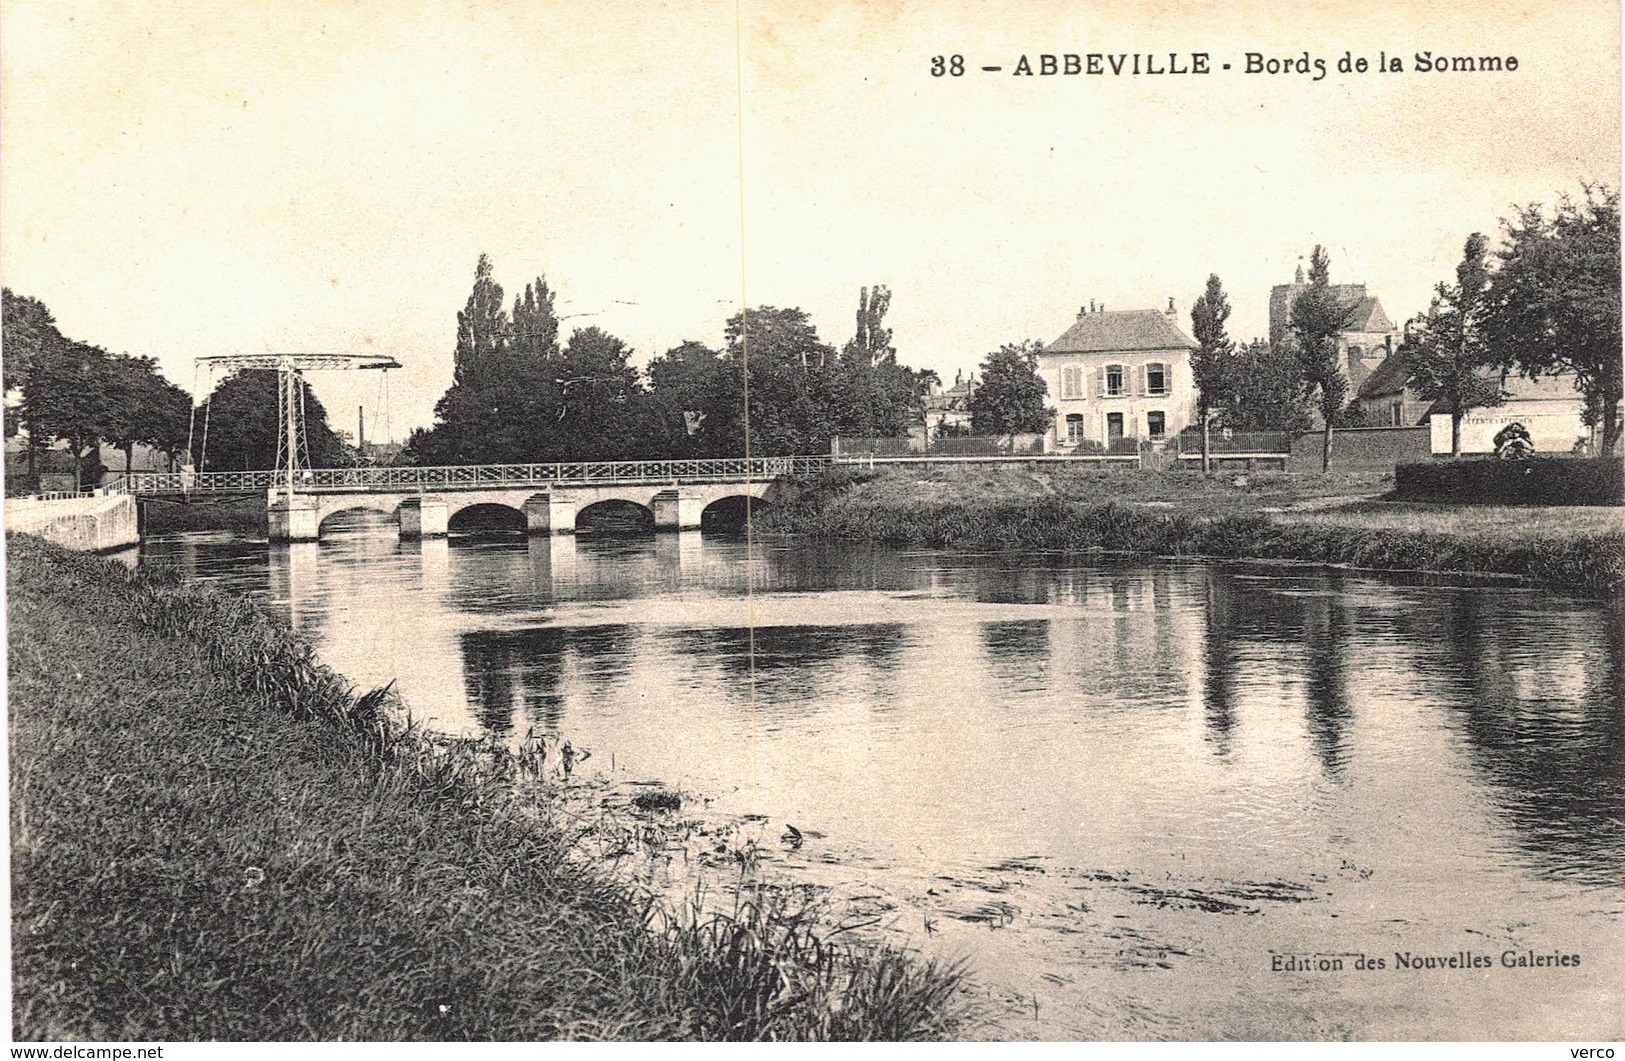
[981,620,1050,693]
[459,625,643,736]
[662,623,908,716]
[1301,589,1353,780]
[1427,592,1625,885]
[1200,574,1238,759]
[266,541,322,638]
[140,527,1625,1039]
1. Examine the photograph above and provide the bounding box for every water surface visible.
[142,518,1625,1039]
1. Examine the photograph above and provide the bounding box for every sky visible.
[2,0,1619,441]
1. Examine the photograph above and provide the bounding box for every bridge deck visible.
[113,456,835,497]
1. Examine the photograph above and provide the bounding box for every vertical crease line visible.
[735,0,758,794]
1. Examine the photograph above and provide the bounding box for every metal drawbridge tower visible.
[192,353,400,503]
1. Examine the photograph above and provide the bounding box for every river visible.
[139,514,1625,1041]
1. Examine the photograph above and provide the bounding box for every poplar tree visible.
[1290,246,1358,472]
[452,254,510,386]
[1189,274,1236,474]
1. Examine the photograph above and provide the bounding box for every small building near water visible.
[1352,351,1601,456]
[1428,373,1599,456]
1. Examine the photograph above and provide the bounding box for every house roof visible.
[1046,309,1196,354]
[1357,349,1412,399]
[1344,297,1394,334]
[1423,371,1585,414]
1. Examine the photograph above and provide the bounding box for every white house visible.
[1037,300,1199,451]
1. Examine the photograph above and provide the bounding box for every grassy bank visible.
[7,534,965,1041]
[766,466,1625,595]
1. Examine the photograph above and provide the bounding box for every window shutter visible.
[1096,364,1106,396]
[1138,364,1148,397]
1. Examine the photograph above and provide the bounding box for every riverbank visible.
[6,533,966,1041]
[766,466,1625,595]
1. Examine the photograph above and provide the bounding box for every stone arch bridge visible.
[117,457,831,542]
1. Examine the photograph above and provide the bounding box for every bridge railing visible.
[113,455,836,496]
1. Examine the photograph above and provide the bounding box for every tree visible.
[968,340,1050,437]
[1402,233,1505,457]
[698,307,838,456]
[1483,184,1622,454]
[412,255,555,465]
[848,284,894,366]
[454,253,510,385]
[647,340,724,456]
[1189,274,1237,474]
[194,370,343,472]
[21,338,115,489]
[831,285,925,440]
[103,355,193,473]
[510,276,560,361]
[2,288,57,397]
[554,326,650,460]
[3,288,64,478]
[1290,245,1359,472]
[1222,339,1313,433]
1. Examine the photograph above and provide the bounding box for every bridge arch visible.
[442,495,525,522]
[314,497,401,534]
[576,497,656,533]
[447,501,527,535]
[699,493,772,531]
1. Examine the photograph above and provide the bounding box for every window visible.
[1147,411,1166,438]
[1060,365,1084,400]
[1065,413,1085,442]
[1145,362,1168,396]
[1106,412,1124,440]
[1104,364,1125,397]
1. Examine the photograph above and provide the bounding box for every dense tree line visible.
[3,289,193,489]
[405,260,937,464]
[2,289,360,484]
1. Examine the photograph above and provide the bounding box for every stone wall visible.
[4,494,140,552]
[1288,426,1432,472]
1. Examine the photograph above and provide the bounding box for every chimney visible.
[1090,299,1098,313]
[1078,304,1088,319]
[1165,297,1177,320]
